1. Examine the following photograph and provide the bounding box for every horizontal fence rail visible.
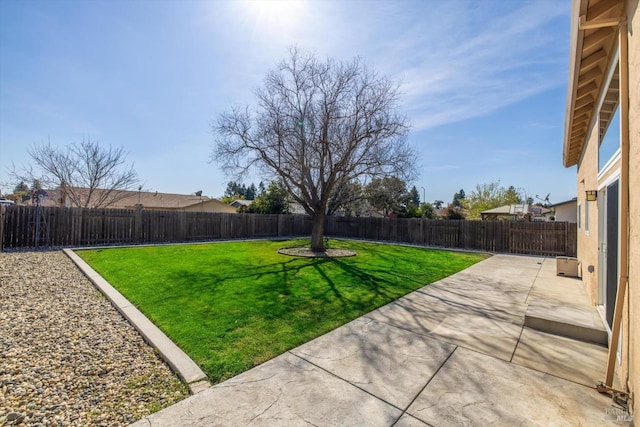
[0,205,576,257]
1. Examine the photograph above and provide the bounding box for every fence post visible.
[0,205,5,252]
[73,208,83,247]
[134,204,143,244]
[178,211,187,241]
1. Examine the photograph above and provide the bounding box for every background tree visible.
[433,200,444,210]
[11,139,138,208]
[326,180,365,216]
[365,176,409,217]
[451,189,466,208]
[212,48,414,251]
[420,202,437,219]
[224,181,245,199]
[504,185,522,204]
[12,181,30,203]
[408,186,420,206]
[445,205,465,220]
[245,183,257,200]
[247,181,291,214]
[399,185,421,218]
[465,181,524,219]
[222,181,258,203]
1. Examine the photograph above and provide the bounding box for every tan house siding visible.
[181,200,236,214]
[550,200,577,222]
[576,125,600,303]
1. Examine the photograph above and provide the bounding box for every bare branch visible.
[11,138,139,208]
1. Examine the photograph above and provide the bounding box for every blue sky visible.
[0,0,576,205]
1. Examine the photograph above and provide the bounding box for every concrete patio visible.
[132,254,627,426]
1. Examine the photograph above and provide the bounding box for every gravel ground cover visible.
[0,251,189,426]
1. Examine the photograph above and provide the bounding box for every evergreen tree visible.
[14,181,29,194]
[246,184,257,200]
[452,189,465,208]
[399,185,422,218]
[409,186,420,205]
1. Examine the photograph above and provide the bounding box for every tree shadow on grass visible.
[159,253,426,323]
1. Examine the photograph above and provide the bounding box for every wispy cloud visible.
[319,1,569,131]
[422,164,460,172]
[527,121,561,129]
[203,1,568,133]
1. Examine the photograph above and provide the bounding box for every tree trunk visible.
[310,210,326,252]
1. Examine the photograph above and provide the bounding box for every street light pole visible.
[421,187,426,204]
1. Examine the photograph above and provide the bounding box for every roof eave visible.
[563,0,588,168]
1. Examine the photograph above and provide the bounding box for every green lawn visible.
[78,239,487,383]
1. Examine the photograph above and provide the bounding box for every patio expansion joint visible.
[389,346,459,427]
[361,314,444,348]
[286,350,405,413]
[523,256,547,306]
[411,289,529,329]
[508,325,526,363]
[508,357,604,392]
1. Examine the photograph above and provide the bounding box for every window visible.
[598,64,620,172]
[577,202,582,231]
[585,198,590,235]
[599,106,620,171]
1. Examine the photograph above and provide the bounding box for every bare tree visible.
[365,176,410,217]
[326,180,365,217]
[12,138,139,208]
[212,48,415,251]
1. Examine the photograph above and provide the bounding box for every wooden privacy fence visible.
[0,205,577,257]
[324,216,577,257]
[0,206,314,250]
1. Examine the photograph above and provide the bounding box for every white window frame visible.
[597,48,621,176]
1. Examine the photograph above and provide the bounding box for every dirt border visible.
[277,247,357,258]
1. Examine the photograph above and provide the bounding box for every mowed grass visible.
[78,239,488,384]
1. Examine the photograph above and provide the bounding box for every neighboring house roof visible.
[481,204,551,219]
[550,198,578,208]
[546,198,578,222]
[481,204,552,215]
[480,205,512,215]
[119,191,211,210]
[180,198,237,213]
[563,0,625,167]
[33,187,234,212]
[230,199,253,208]
[529,205,552,215]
